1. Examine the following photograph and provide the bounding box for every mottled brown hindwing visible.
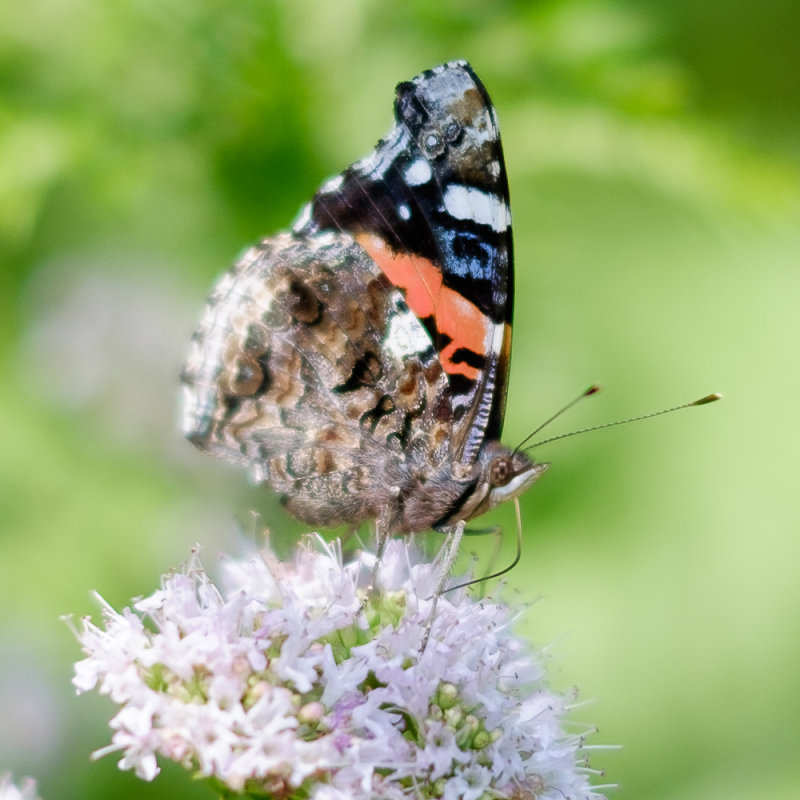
[182,232,453,527]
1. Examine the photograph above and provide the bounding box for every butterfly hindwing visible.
[182,232,454,529]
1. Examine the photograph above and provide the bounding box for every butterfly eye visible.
[490,456,514,487]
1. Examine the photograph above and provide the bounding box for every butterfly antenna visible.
[442,497,524,595]
[514,384,601,453]
[525,392,722,451]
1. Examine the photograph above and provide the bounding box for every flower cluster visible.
[73,537,604,799]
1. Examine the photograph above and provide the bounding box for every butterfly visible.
[181,61,547,544]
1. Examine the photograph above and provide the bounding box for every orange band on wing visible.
[356,233,491,380]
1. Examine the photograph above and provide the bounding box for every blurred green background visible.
[1,1,798,798]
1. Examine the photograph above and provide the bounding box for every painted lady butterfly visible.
[182,61,547,542]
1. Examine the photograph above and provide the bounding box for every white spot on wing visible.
[353,126,410,180]
[442,184,510,232]
[292,202,312,231]
[489,320,506,358]
[404,159,433,186]
[319,174,344,193]
[398,204,411,220]
[384,311,431,361]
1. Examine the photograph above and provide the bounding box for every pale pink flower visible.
[73,537,606,799]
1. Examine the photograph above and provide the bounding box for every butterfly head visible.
[474,441,549,518]
[433,442,548,531]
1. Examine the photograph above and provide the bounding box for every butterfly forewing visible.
[296,61,513,462]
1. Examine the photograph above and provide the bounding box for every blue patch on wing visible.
[438,229,494,280]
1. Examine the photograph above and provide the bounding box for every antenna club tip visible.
[584,384,602,396]
[692,392,723,406]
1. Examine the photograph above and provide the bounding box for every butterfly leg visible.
[420,520,466,652]
[442,496,525,596]
[360,521,391,612]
